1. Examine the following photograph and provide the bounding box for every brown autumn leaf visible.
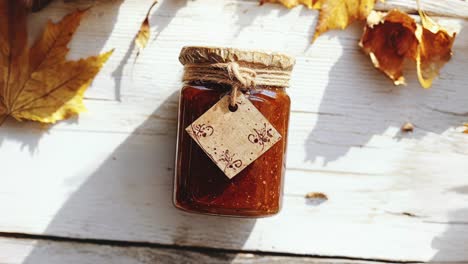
[401,122,414,132]
[0,1,112,125]
[416,10,456,89]
[359,9,456,87]
[305,192,328,200]
[260,0,377,40]
[135,0,158,58]
[359,10,419,85]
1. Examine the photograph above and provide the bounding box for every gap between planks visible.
[0,232,422,264]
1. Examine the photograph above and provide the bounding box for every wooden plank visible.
[376,0,468,18]
[2,129,468,262]
[0,237,386,264]
[1,0,468,262]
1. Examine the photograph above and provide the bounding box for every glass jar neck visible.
[185,81,286,91]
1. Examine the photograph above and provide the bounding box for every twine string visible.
[183,62,291,107]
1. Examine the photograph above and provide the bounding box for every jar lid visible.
[179,46,295,71]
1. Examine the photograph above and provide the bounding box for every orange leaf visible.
[0,1,112,124]
[359,10,418,85]
[416,10,456,88]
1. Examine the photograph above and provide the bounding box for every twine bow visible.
[225,62,256,107]
[183,61,291,107]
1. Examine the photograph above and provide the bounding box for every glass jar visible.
[173,47,295,217]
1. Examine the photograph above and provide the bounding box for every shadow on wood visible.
[20,92,256,263]
[232,1,293,37]
[111,0,189,102]
[429,24,468,263]
[305,22,468,164]
[431,186,468,262]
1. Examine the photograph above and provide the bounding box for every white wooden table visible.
[1,0,468,263]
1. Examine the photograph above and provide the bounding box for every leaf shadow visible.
[150,0,189,41]
[304,22,468,164]
[231,2,317,49]
[0,119,46,153]
[21,91,257,263]
[111,0,188,102]
[232,1,293,37]
[0,115,80,154]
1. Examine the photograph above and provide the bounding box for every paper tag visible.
[186,93,282,179]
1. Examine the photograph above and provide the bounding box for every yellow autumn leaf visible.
[0,1,112,125]
[260,0,377,40]
[260,0,318,9]
[416,10,456,88]
[313,0,376,40]
[135,0,158,58]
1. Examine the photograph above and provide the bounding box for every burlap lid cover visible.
[179,46,295,91]
[179,46,295,71]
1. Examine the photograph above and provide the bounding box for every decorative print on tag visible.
[248,123,275,151]
[186,93,282,179]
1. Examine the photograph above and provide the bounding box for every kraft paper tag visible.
[186,93,282,179]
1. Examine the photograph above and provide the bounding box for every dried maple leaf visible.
[313,0,377,40]
[135,0,158,58]
[359,10,418,85]
[416,10,456,89]
[260,0,377,40]
[0,1,112,124]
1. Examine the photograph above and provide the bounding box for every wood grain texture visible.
[376,0,468,18]
[0,237,387,264]
[0,0,468,262]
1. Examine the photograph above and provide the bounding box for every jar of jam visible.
[174,46,295,217]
